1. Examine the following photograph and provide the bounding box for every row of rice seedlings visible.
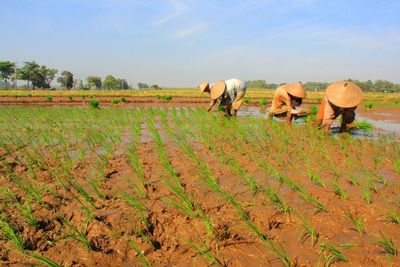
[163,116,292,267]
[200,114,293,214]
[126,144,148,199]
[272,168,328,213]
[188,111,298,219]
[186,109,292,214]
[154,112,215,238]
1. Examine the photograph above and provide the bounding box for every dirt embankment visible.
[0,96,322,107]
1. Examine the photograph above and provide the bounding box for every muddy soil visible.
[0,107,399,266]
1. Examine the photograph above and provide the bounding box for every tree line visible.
[0,61,159,90]
[246,80,400,92]
[1,61,399,92]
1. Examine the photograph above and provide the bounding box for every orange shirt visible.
[269,85,292,115]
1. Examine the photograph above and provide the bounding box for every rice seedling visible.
[121,97,126,103]
[332,183,348,199]
[68,179,94,206]
[364,103,374,110]
[339,243,358,249]
[376,233,398,256]
[259,98,267,106]
[46,95,53,102]
[120,193,150,232]
[89,99,100,108]
[16,198,37,227]
[111,98,119,105]
[345,211,366,234]
[27,253,63,267]
[393,159,400,174]
[387,206,400,224]
[308,170,326,188]
[182,238,224,266]
[0,217,25,251]
[61,217,92,250]
[295,212,319,247]
[319,242,348,266]
[362,184,372,204]
[129,239,152,267]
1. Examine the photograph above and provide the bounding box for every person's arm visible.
[321,98,335,135]
[207,99,217,112]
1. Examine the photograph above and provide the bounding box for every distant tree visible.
[57,70,74,89]
[118,79,129,89]
[16,61,40,89]
[137,82,149,89]
[246,80,267,88]
[87,76,102,89]
[103,75,119,89]
[0,61,16,87]
[373,80,394,92]
[31,66,58,89]
[151,84,160,89]
[303,81,328,91]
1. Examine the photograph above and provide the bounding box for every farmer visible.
[317,80,363,134]
[199,79,247,116]
[268,82,309,123]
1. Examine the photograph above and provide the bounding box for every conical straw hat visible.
[199,81,209,94]
[210,81,226,100]
[326,81,363,108]
[286,82,306,98]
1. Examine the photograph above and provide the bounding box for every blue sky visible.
[1,0,400,87]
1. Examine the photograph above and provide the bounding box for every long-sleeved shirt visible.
[318,95,356,127]
[269,85,292,115]
[209,79,246,108]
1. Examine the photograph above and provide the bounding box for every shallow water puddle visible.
[238,106,400,136]
[357,114,400,136]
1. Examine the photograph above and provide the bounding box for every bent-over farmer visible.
[317,80,363,134]
[268,82,308,123]
[199,79,247,116]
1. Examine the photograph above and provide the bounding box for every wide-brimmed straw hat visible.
[199,81,209,94]
[326,80,363,108]
[286,82,306,98]
[210,81,226,100]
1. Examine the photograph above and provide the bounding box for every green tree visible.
[103,75,119,89]
[57,70,74,89]
[16,61,40,89]
[0,61,16,87]
[31,66,58,89]
[87,76,102,89]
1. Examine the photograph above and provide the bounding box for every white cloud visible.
[153,0,188,25]
[173,23,207,38]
